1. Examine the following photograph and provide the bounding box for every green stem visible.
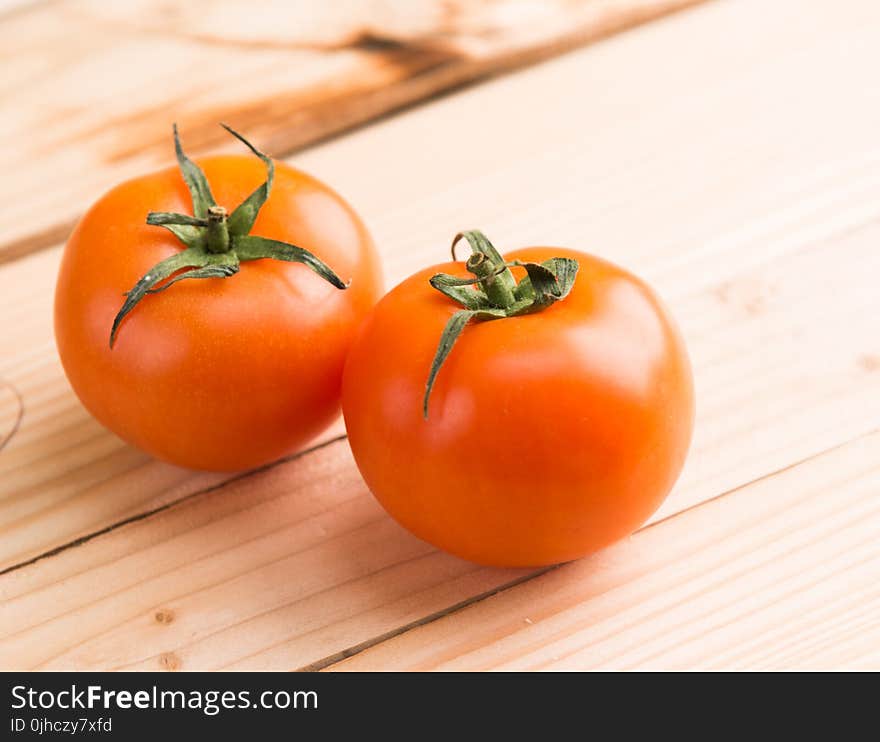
[466,252,515,309]
[204,206,230,254]
[423,231,581,418]
[111,124,349,348]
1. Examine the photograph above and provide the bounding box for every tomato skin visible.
[55,155,381,471]
[342,248,694,567]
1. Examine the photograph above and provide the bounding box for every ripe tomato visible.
[56,127,381,471]
[342,234,693,567]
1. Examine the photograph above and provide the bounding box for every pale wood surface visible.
[1,0,879,670]
[0,0,701,263]
[1,212,876,670]
[334,432,880,671]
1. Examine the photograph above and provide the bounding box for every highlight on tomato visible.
[55,124,382,471]
[342,230,694,567]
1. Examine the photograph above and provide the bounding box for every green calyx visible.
[110,123,348,347]
[423,230,579,418]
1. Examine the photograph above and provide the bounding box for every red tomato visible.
[342,241,693,567]
[56,129,381,471]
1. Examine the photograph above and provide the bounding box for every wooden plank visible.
[0,0,703,263]
[2,0,880,571]
[1,222,876,670]
[330,432,880,671]
[1,0,879,670]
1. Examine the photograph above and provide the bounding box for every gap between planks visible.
[326,429,880,671]
[305,431,879,671]
[0,434,348,578]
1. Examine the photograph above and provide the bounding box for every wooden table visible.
[1,0,878,671]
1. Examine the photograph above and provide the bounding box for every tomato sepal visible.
[144,256,240,295]
[172,123,216,219]
[220,123,275,237]
[428,273,491,309]
[510,257,579,308]
[144,212,207,247]
[423,306,508,417]
[110,247,239,346]
[234,235,348,289]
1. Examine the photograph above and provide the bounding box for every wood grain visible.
[1,221,877,669]
[331,432,880,671]
[0,0,703,263]
[0,435,532,670]
[2,0,879,574]
[1,0,879,669]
